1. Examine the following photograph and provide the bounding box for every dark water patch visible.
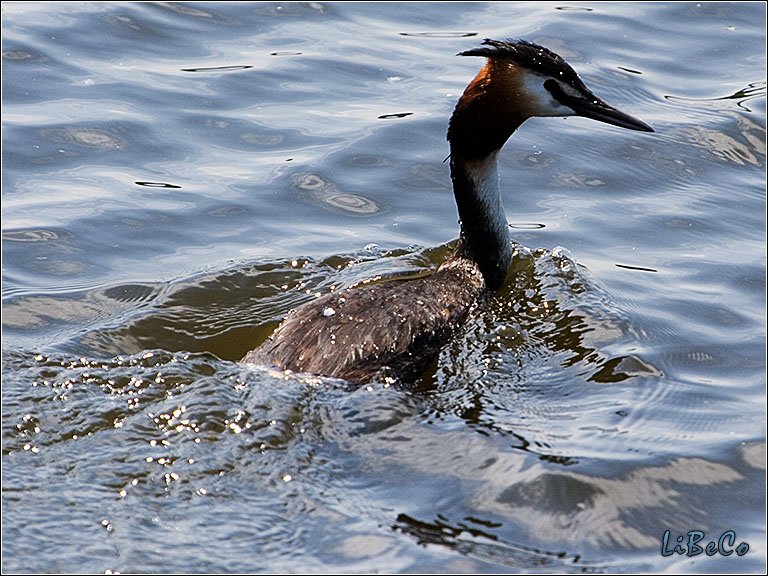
[615,263,658,273]
[134,181,182,189]
[378,112,414,119]
[587,354,663,383]
[181,65,253,73]
[68,247,436,362]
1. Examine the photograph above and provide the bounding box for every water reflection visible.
[671,112,764,167]
[472,452,751,549]
[393,512,588,568]
[666,81,767,112]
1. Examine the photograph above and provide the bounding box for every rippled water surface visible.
[2,2,766,573]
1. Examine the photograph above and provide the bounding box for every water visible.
[2,1,765,573]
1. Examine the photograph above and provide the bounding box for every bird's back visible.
[243,258,486,383]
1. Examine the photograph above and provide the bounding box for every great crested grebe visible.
[242,39,654,383]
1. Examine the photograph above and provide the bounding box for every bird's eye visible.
[543,79,559,94]
[543,79,569,105]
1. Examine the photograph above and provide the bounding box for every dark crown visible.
[459,39,586,91]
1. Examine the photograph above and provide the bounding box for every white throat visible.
[449,150,513,291]
[460,151,509,242]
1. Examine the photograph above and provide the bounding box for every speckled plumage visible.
[242,258,486,383]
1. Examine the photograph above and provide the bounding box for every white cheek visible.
[521,71,576,117]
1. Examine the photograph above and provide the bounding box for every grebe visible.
[242,39,653,383]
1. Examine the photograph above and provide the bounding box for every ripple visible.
[350,155,390,167]
[509,223,545,230]
[208,205,246,218]
[615,263,658,273]
[322,193,380,213]
[666,81,766,111]
[399,31,478,38]
[293,173,382,215]
[3,229,62,242]
[239,132,285,146]
[181,65,253,73]
[2,49,43,61]
[102,283,161,305]
[41,127,124,149]
[155,2,215,18]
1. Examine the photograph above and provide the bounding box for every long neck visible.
[449,152,512,291]
[446,59,529,291]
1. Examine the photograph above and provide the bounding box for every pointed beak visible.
[567,93,654,132]
[545,78,654,132]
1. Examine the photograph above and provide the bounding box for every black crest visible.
[459,39,585,90]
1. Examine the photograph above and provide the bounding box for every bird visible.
[242,38,654,384]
